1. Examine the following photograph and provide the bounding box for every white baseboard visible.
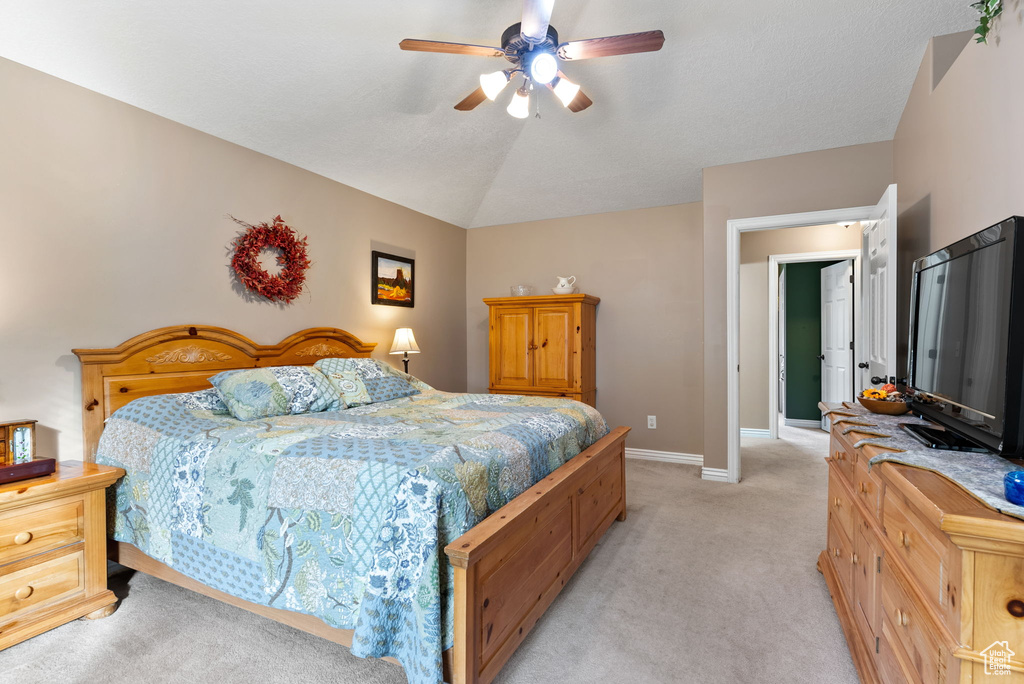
[784,419,824,429]
[625,448,702,466]
[701,467,730,482]
[739,428,772,439]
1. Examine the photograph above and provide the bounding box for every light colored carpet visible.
[1,426,857,683]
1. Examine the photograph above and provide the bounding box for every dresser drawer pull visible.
[14,586,34,600]
[859,482,868,494]
[852,553,859,565]
[897,530,911,548]
[833,547,840,558]
[834,497,841,508]
[13,531,33,545]
[893,608,909,627]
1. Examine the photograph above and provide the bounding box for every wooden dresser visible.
[0,461,124,649]
[485,294,598,407]
[821,417,1024,682]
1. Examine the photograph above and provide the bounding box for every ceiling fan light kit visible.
[480,70,512,100]
[551,74,580,107]
[399,0,664,118]
[507,85,532,119]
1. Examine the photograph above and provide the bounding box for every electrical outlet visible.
[647,415,657,429]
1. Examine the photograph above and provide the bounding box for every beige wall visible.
[894,28,1024,361]
[466,204,704,455]
[702,142,893,470]
[895,29,1024,254]
[739,224,861,430]
[0,58,467,461]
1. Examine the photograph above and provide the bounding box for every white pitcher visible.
[555,276,576,291]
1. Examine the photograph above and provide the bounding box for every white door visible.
[821,260,855,429]
[861,184,898,388]
[779,266,786,417]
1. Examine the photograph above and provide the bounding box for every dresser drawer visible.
[827,519,855,602]
[880,558,942,684]
[882,485,950,609]
[828,466,854,541]
[0,496,85,565]
[830,434,855,482]
[853,454,883,522]
[0,546,85,622]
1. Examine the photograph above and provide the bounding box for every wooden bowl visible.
[857,396,909,415]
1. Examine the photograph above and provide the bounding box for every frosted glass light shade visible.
[480,70,510,101]
[390,328,420,354]
[507,88,530,119]
[552,76,581,107]
[529,53,557,85]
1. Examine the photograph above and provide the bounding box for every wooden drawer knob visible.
[834,497,841,508]
[833,547,840,558]
[897,530,910,548]
[893,608,909,627]
[859,482,867,494]
[13,531,32,545]
[14,586,33,600]
[852,553,859,565]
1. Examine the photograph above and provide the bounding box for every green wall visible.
[784,261,841,421]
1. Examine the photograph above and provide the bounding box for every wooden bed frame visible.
[73,325,629,684]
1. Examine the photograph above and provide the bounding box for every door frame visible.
[723,206,875,484]
[768,250,861,440]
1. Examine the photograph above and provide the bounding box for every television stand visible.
[899,422,990,453]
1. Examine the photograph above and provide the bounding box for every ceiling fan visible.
[399,0,665,118]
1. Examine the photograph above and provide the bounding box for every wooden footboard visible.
[444,426,630,684]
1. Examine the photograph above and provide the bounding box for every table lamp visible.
[390,327,420,373]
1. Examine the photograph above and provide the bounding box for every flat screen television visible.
[906,216,1024,457]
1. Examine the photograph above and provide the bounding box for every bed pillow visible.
[176,388,230,415]
[209,366,342,421]
[315,358,420,406]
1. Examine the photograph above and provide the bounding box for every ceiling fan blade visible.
[454,87,488,111]
[557,30,665,60]
[566,89,593,113]
[521,0,555,44]
[399,39,504,58]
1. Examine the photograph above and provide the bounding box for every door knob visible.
[858,362,869,369]
[818,354,826,361]
[871,376,886,384]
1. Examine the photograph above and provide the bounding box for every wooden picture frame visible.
[371,250,414,308]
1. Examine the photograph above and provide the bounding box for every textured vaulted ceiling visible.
[0,1,976,228]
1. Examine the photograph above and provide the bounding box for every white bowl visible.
[552,287,576,294]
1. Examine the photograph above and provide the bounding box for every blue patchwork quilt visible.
[96,388,608,683]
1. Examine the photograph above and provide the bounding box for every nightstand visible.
[0,461,124,650]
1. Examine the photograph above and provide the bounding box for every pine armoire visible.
[484,294,598,407]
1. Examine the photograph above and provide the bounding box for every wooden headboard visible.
[73,325,376,461]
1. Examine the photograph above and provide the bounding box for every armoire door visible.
[492,307,532,387]
[532,306,574,389]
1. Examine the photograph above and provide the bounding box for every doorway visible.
[769,253,860,438]
[718,184,897,483]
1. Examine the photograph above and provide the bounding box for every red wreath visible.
[229,215,310,303]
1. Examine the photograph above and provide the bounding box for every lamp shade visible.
[507,87,530,119]
[480,70,511,101]
[390,328,420,354]
[552,76,581,108]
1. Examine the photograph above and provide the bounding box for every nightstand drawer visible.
[0,497,84,565]
[0,546,85,622]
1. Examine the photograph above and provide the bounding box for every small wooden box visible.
[0,420,36,466]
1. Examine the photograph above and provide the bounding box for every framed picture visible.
[371,250,414,307]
